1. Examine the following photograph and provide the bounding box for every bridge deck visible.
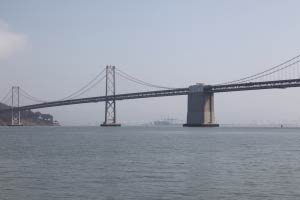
[0,88,189,112]
[1,79,300,112]
[208,78,300,93]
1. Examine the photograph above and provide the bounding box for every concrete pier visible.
[100,123,121,127]
[183,84,219,127]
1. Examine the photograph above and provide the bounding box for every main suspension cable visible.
[236,59,300,84]
[0,89,11,103]
[3,96,11,105]
[115,68,176,89]
[17,67,107,104]
[60,68,106,100]
[219,53,300,85]
[20,89,47,103]
[67,75,106,99]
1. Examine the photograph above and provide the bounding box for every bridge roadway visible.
[208,78,300,92]
[1,78,300,112]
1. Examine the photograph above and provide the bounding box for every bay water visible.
[1,126,300,200]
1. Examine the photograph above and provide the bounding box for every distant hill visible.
[0,103,56,126]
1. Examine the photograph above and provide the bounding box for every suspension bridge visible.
[1,53,300,127]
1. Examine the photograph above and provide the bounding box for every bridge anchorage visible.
[101,65,121,127]
[183,84,219,127]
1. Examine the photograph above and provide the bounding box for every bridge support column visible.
[101,65,121,127]
[183,84,219,127]
[9,86,22,126]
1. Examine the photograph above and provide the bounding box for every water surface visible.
[1,126,300,200]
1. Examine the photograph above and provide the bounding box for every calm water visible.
[1,126,300,200]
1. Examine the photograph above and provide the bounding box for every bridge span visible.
[1,78,300,111]
[1,78,300,127]
[1,54,300,127]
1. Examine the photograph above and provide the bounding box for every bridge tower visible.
[183,84,219,127]
[10,86,22,126]
[101,65,121,126]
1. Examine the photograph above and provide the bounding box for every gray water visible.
[1,127,300,200]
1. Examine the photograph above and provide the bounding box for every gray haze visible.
[1,0,300,125]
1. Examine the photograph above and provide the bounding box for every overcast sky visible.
[1,0,300,125]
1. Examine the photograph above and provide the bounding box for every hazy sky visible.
[1,0,300,125]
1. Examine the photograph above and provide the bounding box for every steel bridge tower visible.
[101,65,120,126]
[10,86,22,126]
